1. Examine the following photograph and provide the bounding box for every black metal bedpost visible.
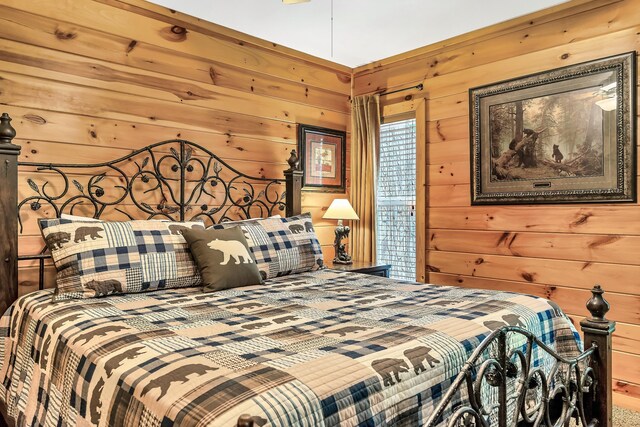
[580,285,615,427]
[0,113,20,315]
[284,150,302,217]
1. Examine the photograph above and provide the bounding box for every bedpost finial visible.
[586,285,610,322]
[236,414,254,427]
[287,149,300,171]
[0,113,17,146]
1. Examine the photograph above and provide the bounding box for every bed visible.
[0,112,616,426]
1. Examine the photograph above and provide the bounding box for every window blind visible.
[376,118,416,281]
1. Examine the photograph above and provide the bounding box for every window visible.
[376,118,416,281]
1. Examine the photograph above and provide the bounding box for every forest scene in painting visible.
[489,86,608,182]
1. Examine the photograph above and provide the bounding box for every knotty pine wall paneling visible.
[0,0,351,294]
[353,0,640,409]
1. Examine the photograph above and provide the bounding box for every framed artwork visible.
[298,124,346,192]
[470,52,636,205]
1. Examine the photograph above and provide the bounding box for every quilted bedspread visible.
[0,270,581,426]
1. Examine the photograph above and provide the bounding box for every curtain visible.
[350,94,380,262]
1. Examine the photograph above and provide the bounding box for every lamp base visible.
[333,221,352,265]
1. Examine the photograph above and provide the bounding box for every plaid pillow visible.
[39,219,204,300]
[212,213,324,279]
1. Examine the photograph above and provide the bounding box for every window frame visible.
[380,98,426,282]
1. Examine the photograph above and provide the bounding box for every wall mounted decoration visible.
[298,124,346,192]
[470,52,636,205]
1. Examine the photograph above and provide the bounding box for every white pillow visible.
[61,213,280,224]
[205,214,282,230]
[60,213,100,221]
[60,214,171,222]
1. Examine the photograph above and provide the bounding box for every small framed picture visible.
[470,52,636,205]
[298,124,346,192]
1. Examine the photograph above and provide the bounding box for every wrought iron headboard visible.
[18,139,297,226]
[0,113,302,310]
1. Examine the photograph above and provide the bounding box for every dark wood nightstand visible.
[329,260,392,278]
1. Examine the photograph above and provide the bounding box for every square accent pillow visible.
[39,218,205,300]
[182,226,263,292]
[212,213,324,279]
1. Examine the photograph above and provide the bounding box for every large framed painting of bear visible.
[470,52,636,205]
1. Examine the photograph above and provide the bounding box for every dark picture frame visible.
[298,124,346,192]
[470,52,636,205]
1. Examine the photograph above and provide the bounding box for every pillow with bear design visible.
[211,212,324,279]
[39,218,205,300]
[182,226,263,292]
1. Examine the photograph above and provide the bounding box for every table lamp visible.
[323,198,359,265]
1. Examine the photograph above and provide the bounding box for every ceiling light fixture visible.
[281,0,333,58]
[596,82,618,111]
[596,96,617,112]
[330,0,333,57]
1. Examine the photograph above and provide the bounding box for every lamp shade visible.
[323,199,359,220]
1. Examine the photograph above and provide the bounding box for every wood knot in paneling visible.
[496,232,520,256]
[544,286,556,299]
[571,211,592,228]
[54,28,77,40]
[126,40,138,54]
[521,271,536,282]
[22,114,46,125]
[160,26,188,42]
[588,235,620,249]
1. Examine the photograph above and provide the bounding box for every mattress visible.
[0,270,581,426]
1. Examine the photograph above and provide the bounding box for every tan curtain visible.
[350,94,380,262]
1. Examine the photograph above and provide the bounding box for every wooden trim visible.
[415,99,426,283]
[381,111,415,124]
[381,99,419,123]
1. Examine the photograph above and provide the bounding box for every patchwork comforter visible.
[0,270,581,426]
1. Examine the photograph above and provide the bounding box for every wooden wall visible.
[353,0,640,409]
[3,0,638,411]
[0,0,351,294]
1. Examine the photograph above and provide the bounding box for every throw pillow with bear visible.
[182,226,263,292]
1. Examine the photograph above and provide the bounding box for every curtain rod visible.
[380,83,423,97]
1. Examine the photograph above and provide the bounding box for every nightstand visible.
[329,260,392,278]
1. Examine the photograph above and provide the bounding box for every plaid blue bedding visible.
[0,270,580,426]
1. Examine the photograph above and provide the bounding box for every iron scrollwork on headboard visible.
[17,140,296,230]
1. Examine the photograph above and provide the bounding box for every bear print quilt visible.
[0,270,581,426]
